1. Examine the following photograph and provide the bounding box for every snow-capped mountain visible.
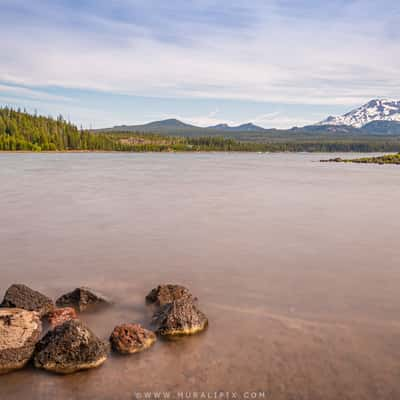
[318,99,400,128]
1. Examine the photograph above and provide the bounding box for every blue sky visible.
[1,0,399,128]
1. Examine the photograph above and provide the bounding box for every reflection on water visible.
[1,153,400,399]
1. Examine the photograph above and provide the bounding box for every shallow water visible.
[1,152,400,400]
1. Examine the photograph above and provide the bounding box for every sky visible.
[1,0,400,129]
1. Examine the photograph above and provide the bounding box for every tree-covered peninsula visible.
[322,153,400,165]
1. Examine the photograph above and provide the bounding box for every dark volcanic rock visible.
[152,298,208,337]
[110,323,156,354]
[0,308,42,374]
[56,287,112,312]
[1,284,54,317]
[146,284,195,306]
[327,157,342,162]
[34,320,108,374]
[47,307,78,328]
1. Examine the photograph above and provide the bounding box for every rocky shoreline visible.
[0,284,208,375]
[321,153,400,165]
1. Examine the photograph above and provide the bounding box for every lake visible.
[1,152,400,400]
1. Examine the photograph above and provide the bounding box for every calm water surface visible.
[1,153,400,400]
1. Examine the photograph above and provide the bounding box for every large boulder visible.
[56,287,112,312]
[110,323,156,354]
[152,298,208,337]
[0,308,42,374]
[47,307,77,328]
[34,320,108,374]
[146,284,195,306]
[1,284,54,318]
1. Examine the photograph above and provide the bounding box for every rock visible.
[321,157,343,163]
[110,323,156,354]
[146,284,195,306]
[1,284,54,318]
[152,298,208,337]
[56,287,112,312]
[0,308,42,374]
[33,320,108,374]
[47,307,77,328]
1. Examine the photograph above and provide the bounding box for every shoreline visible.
[0,150,396,155]
[321,153,400,165]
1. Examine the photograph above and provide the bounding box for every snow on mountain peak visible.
[318,99,400,128]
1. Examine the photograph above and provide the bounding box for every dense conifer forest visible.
[1,107,400,153]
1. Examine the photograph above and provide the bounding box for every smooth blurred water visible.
[1,152,400,400]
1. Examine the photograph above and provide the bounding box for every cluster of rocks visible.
[0,283,208,375]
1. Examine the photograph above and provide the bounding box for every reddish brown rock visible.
[47,307,77,328]
[110,323,156,354]
[146,284,195,306]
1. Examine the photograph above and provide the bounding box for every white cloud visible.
[0,84,73,103]
[252,112,317,129]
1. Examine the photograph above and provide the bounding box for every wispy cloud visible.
[0,83,73,103]
[252,112,317,129]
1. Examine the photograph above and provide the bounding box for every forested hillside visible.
[2,107,400,153]
[0,107,266,151]
[0,107,117,151]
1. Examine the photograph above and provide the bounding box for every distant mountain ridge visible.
[96,99,400,137]
[112,118,197,131]
[100,119,267,134]
[207,122,265,132]
[318,99,400,128]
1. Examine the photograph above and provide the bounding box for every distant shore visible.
[1,150,398,155]
[3,108,400,154]
[0,150,122,154]
[321,153,400,165]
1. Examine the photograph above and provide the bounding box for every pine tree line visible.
[1,107,400,153]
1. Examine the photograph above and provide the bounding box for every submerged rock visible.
[56,287,112,312]
[34,320,108,374]
[110,323,156,354]
[152,298,208,337]
[47,307,78,328]
[0,308,42,375]
[1,284,54,318]
[146,284,195,306]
